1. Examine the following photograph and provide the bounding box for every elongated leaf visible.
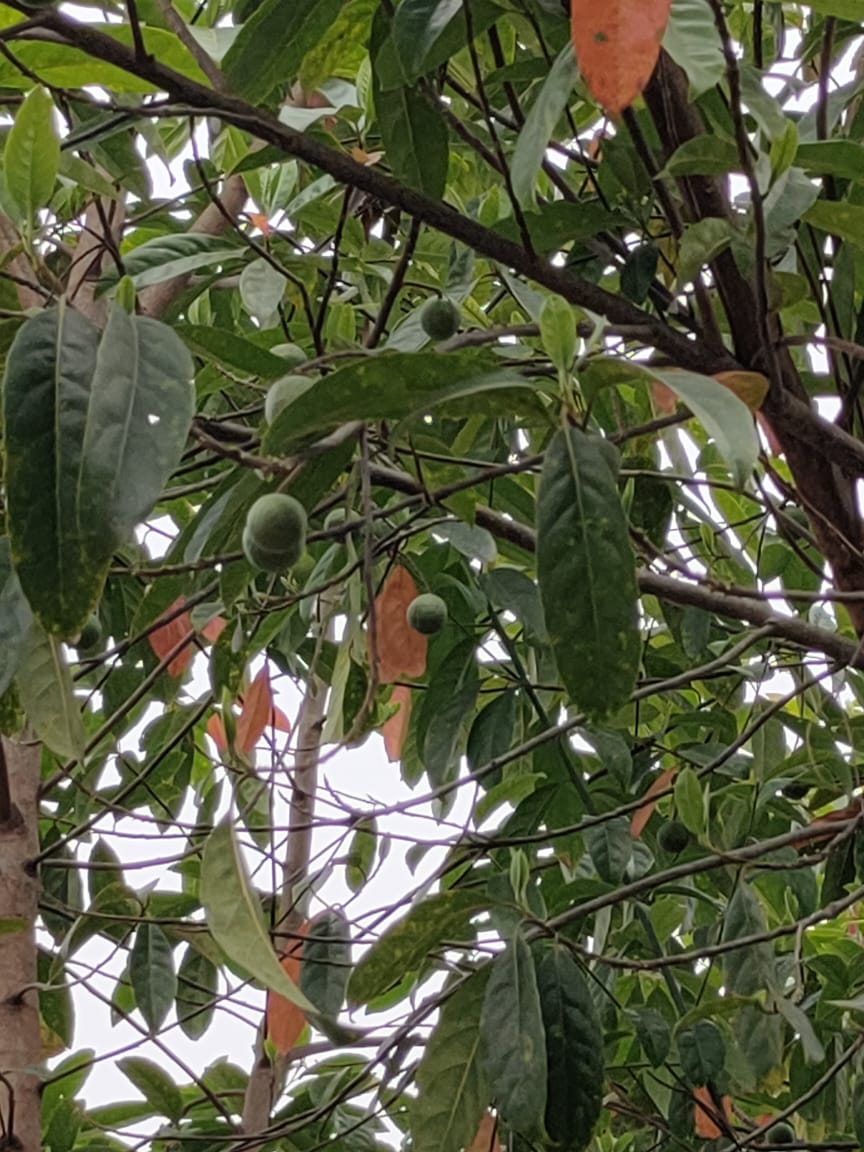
[536,944,604,1152]
[571,0,671,117]
[130,923,176,1033]
[393,0,462,81]
[0,537,33,698]
[480,933,547,1141]
[721,883,776,995]
[663,0,724,98]
[805,200,864,247]
[797,141,864,181]
[98,234,242,294]
[374,81,448,198]
[647,367,758,487]
[200,820,317,1013]
[80,304,194,558]
[415,639,479,787]
[677,1020,725,1085]
[346,818,377,893]
[412,968,491,1152]
[224,0,343,103]
[536,428,640,717]
[513,45,579,208]
[265,351,528,452]
[16,620,84,760]
[177,325,292,379]
[5,86,60,220]
[348,890,485,1006]
[300,910,351,1019]
[4,305,99,633]
[118,1057,183,1122]
[176,947,219,1041]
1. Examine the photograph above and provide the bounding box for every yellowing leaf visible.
[693,1087,733,1138]
[570,0,672,118]
[467,1112,501,1152]
[630,767,676,839]
[266,927,307,1055]
[713,370,769,413]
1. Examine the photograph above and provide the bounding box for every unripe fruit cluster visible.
[243,493,307,573]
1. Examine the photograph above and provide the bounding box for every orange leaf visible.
[266,928,307,1056]
[382,684,412,762]
[650,379,678,415]
[207,713,228,754]
[248,212,271,235]
[235,668,275,756]
[630,767,676,839]
[370,566,427,683]
[201,615,227,644]
[570,0,672,118]
[467,1112,501,1152]
[148,597,195,677]
[693,1087,733,1138]
[713,370,769,413]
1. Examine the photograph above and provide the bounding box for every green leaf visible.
[853,1076,864,1149]
[300,910,351,1019]
[674,767,705,837]
[536,944,604,1152]
[0,537,33,698]
[676,217,738,285]
[117,1057,183,1123]
[348,890,485,1006]
[663,0,725,97]
[585,818,632,883]
[664,137,739,179]
[804,200,864,247]
[129,923,176,1033]
[775,997,823,1064]
[536,428,640,717]
[177,325,295,379]
[796,141,864,182]
[415,639,479,787]
[98,234,242,294]
[412,967,491,1152]
[512,44,579,209]
[346,817,377,893]
[199,820,317,1014]
[5,86,60,220]
[480,933,547,1141]
[16,620,84,759]
[676,1020,725,1085]
[539,295,577,377]
[223,0,343,103]
[176,947,219,1041]
[374,82,448,198]
[634,1008,671,1067]
[646,367,758,488]
[392,0,462,82]
[264,351,529,452]
[721,883,776,995]
[88,839,124,902]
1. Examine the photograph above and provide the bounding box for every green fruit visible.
[782,781,809,800]
[243,493,307,572]
[419,297,460,341]
[766,1122,795,1145]
[270,342,306,366]
[658,820,690,854]
[406,593,448,635]
[264,374,315,424]
[76,615,103,653]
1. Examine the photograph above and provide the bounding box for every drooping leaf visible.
[266,927,307,1055]
[16,620,85,760]
[391,0,461,82]
[129,923,176,1033]
[536,944,604,1152]
[480,933,547,1141]
[646,367,758,488]
[200,820,317,1014]
[370,565,427,682]
[373,81,448,198]
[176,947,219,1041]
[512,45,579,209]
[570,0,672,118]
[721,882,776,995]
[300,910,351,1019]
[346,817,377,893]
[97,234,242,294]
[585,817,632,883]
[662,0,725,98]
[536,427,640,717]
[0,537,33,698]
[5,86,60,221]
[348,890,485,1006]
[117,1057,183,1122]
[677,1020,725,1086]
[412,967,491,1152]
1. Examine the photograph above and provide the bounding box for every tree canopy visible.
[1,0,864,1150]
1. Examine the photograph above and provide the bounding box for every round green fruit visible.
[76,614,103,653]
[766,1122,795,1145]
[271,342,306,366]
[658,820,690,854]
[406,593,448,635]
[264,374,315,424]
[782,781,809,800]
[243,493,307,572]
[420,298,460,342]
